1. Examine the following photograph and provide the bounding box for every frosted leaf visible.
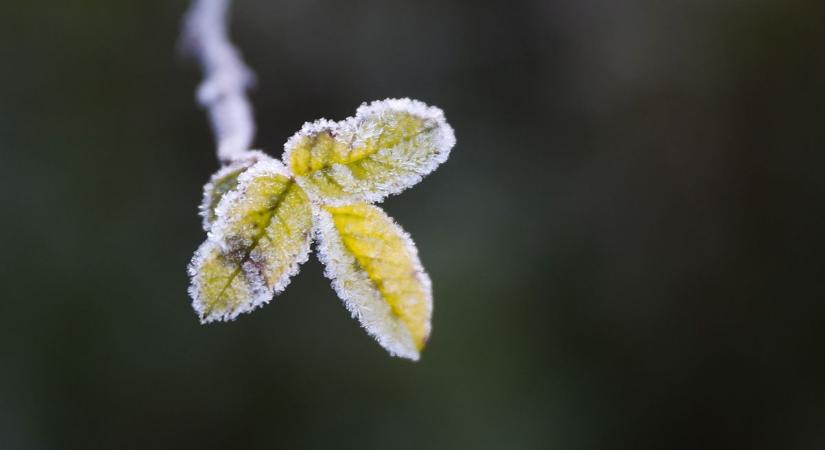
[188,239,270,323]
[283,98,455,205]
[191,159,314,323]
[199,150,271,231]
[314,203,432,360]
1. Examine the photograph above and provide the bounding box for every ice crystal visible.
[314,203,431,360]
[199,150,269,230]
[284,98,455,205]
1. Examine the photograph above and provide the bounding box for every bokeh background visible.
[2,0,825,448]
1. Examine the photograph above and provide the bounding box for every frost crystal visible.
[188,239,271,323]
[191,158,313,323]
[199,150,270,231]
[283,98,455,205]
[314,203,432,360]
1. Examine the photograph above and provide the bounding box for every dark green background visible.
[2,1,824,449]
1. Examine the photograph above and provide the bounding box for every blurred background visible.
[1,0,824,448]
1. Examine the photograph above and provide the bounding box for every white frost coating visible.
[313,206,430,361]
[207,158,290,245]
[262,227,312,298]
[182,0,256,163]
[283,98,456,205]
[199,150,271,231]
[188,239,272,323]
[208,158,312,304]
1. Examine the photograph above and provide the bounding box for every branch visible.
[182,0,256,164]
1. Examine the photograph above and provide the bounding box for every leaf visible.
[284,98,455,205]
[199,150,270,231]
[188,239,270,322]
[190,159,314,322]
[314,202,432,360]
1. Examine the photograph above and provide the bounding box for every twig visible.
[182,0,256,164]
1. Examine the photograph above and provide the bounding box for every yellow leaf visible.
[188,240,269,322]
[284,98,455,205]
[191,160,313,322]
[315,203,432,360]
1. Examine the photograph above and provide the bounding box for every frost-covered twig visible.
[182,0,255,163]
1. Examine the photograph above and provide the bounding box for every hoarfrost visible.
[207,158,313,308]
[283,98,456,205]
[313,204,432,361]
[199,150,271,231]
[188,239,272,323]
[185,86,450,359]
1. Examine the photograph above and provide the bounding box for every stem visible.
[182,0,256,164]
